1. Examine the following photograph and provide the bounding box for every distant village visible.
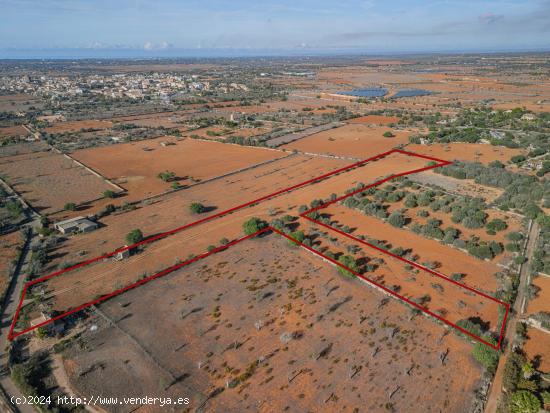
[0,72,250,101]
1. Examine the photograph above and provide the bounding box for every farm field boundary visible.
[8,149,509,349]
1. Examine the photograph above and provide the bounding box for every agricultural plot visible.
[0,231,22,298]
[526,275,550,316]
[523,327,550,373]
[347,115,399,125]
[299,219,503,339]
[43,120,114,134]
[0,125,30,140]
[21,151,429,320]
[0,145,116,214]
[317,204,502,293]
[282,124,411,157]
[40,154,350,270]
[330,179,522,266]
[71,137,287,201]
[59,237,485,413]
[407,143,526,165]
[11,148,508,352]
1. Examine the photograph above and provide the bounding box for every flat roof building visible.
[53,216,98,234]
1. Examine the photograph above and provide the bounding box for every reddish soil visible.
[44,120,114,134]
[347,115,399,125]
[406,143,526,165]
[0,232,22,297]
[61,236,484,413]
[0,147,115,214]
[301,218,501,335]
[409,171,504,203]
[374,184,523,250]
[527,276,550,316]
[283,124,412,158]
[71,137,286,201]
[523,327,550,373]
[38,152,429,314]
[0,125,29,139]
[322,204,501,295]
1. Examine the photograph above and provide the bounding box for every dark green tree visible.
[126,229,144,245]
[337,255,359,278]
[242,217,268,235]
[508,391,541,413]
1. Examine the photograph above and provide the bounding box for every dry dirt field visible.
[0,141,50,157]
[282,124,412,158]
[300,218,502,335]
[0,231,22,297]
[44,120,114,134]
[523,327,550,373]
[526,275,550,316]
[71,137,286,201]
[409,171,505,203]
[407,143,526,165]
[0,145,116,214]
[0,125,30,140]
[0,93,43,112]
[60,236,484,413]
[347,115,399,125]
[31,152,430,317]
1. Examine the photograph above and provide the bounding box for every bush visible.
[404,194,417,208]
[383,131,395,138]
[503,352,526,392]
[64,202,76,211]
[508,391,541,413]
[6,200,23,218]
[514,255,527,265]
[103,190,115,198]
[451,273,465,281]
[190,202,206,214]
[388,212,406,228]
[288,230,305,246]
[337,255,359,277]
[486,218,507,232]
[157,170,176,182]
[243,217,268,235]
[507,232,524,242]
[511,155,527,164]
[126,229,144,245]
[472,342,499,373]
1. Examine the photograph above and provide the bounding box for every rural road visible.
[0,223,41,413]
[484,220,539,413]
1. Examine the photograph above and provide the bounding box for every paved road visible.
[0,223,40,413]
[485,220,539,413]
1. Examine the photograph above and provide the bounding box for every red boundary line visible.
[8,148,510,349]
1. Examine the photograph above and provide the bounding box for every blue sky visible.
[1,0,549,56]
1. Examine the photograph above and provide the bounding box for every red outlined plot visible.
[8,149,510,349]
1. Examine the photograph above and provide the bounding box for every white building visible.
[54,216,98,234]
